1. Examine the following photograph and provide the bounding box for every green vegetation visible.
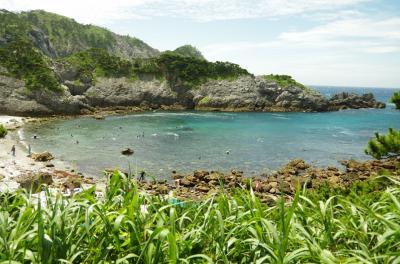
[391,91,400,109]
[65,48,135,82]
[263,74,320,95]
[66,49,249,88]
[173,45,205,59]
[0,40,61,91]
[0,9,156,59]
[1,171,399,263]
[365,128,400,159]
[0,125,7,138]
[264,74,307,89]
[158,51,249,88]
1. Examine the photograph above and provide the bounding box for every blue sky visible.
[1,0,399,87]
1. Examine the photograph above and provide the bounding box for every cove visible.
[22,105,400,179]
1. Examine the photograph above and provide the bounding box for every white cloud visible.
[200,16,400,87]
[0,0,370,23]
[279,18,400,42]
[0,0,147,25]
[203,16,400,56]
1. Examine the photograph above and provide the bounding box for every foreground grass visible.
[1,172,400,263]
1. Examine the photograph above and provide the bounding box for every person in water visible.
[28,144,31,157]
[11,145,15,156]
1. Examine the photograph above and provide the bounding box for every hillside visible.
[0,9,159,59]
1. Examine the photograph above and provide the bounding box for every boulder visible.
[17,172,53,192]
[31,151,54,162]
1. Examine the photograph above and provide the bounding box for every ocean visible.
[22,86,400,179]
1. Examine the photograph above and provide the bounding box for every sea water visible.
[22,86,400,179]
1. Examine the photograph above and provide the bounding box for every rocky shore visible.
[135,157,400,203]
[0,65,385,116]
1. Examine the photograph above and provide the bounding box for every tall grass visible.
[0,171,399,263]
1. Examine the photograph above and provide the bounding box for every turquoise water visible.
[22,87,400,179]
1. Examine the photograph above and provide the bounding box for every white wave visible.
[166,132,179,137]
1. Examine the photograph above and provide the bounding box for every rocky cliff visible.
[0,64,385,116]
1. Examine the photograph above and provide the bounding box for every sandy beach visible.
[0,116,76,192]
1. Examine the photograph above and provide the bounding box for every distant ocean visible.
[22,86,400,179]
[312,85,397,103]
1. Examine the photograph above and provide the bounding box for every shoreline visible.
[0,116,99,193]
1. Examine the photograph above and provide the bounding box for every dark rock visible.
[328,92,385,111]
[121,148,134,156]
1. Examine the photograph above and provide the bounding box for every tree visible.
[391,91,400,109]
[365,128,400,159]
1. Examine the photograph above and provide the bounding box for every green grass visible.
[1,170,399,263]
[0,125,7,138]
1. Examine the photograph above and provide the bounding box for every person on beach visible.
[138,171,146,182]
[11,145,15,156]
[28,144,31,157]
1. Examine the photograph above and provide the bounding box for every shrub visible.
[0,125,7,138]
[365,128,400,159]
[391,91,400,109]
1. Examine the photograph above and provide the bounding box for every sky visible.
[1,0,399,87]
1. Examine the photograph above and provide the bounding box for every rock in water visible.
[31,151,54,162]
[327,92,385,110]
[121,148,134,156]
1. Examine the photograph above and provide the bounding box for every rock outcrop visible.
[192,76,329,112]
[327,92,385,110]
